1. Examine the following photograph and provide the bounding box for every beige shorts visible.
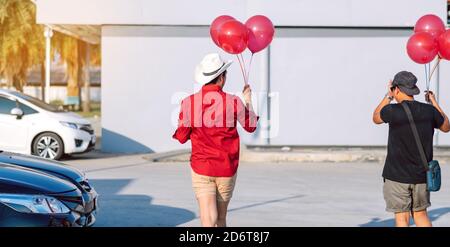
[191,170,237,202]
[383,179,431,213]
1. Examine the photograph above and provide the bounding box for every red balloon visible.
[217,20,248,54]
[407,32,438,64]
[414,14,445,39]
[438,30,450,60]
[210,15,235,47]
[245,15,275,53]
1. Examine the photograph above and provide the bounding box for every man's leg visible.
[216,201,230,227]
[412,210,432,227]
[394,212,411,227]
[191,170,218,227]
[215,174,237,227]
[383,179,413,227]
[411,183,432,227]
[197,195,218,227]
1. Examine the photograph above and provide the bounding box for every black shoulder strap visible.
[401,102,429,171]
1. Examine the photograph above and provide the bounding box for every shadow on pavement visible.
[102,128,154,153]
[61,151,125,161]
[359,207,450,227]
[84,161,150,173]
[90,179,196,227]
[229,195,305,213]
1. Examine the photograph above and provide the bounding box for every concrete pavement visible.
[65,154,450,227]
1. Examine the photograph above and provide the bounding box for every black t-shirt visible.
[380,100,444,184]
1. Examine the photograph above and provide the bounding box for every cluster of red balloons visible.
[210,15,275,54]
[407,14,450,64]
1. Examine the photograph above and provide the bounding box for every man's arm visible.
[373,81,393,124]
[427,91,450,133]
[172,99,192,143]
[237,84,259,133]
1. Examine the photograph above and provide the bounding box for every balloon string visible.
[425,64,429,91]
[240,53,248,84]
[246,53,254,84]
[428,57,441,83]
[236,55,247,85]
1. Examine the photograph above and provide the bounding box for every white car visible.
[0,89,96,160]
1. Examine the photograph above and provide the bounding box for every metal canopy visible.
[47,24,101,44]
[31,0,100,44]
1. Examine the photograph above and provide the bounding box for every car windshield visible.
[9,91,65,112]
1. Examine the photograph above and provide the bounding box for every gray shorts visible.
[383,179,431,213]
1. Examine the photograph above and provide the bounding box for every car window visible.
[0,96,38,115]
[19,103,38,115]
[0,97,17,114]
[9,91,64,112]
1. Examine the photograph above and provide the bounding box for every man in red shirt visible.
[173,53,258,227]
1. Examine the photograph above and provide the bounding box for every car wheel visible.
[32,133,64,160]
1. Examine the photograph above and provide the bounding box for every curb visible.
[142,149,191,162]
[150,147,450,164]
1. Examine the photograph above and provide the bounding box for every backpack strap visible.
[401,102,429,171]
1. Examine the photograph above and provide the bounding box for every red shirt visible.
[172,84,259,177]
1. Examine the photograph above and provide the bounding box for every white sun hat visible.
[194,53,232,85]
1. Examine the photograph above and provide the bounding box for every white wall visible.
[37,0,447,27]
[102,26,264,153]
[269,28,431,146]
[102,25,449,153]
[438,62,450,146]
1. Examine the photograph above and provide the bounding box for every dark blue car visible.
[0,151,98,227]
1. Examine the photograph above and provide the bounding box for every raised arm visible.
[373,80,393,124]
[237,84,259,133]
[427,91,450,133]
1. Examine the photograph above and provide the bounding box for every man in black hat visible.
[373,71,450,227]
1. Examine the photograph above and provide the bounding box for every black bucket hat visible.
[392,71,420,96]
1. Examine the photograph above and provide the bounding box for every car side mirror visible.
[10,107,24,119]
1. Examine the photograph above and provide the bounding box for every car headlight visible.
[0,194,70,214]
[60,121,79,129]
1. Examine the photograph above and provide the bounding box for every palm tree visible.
[0,0,44,92]
[52,32,84,109]
[84,42,101,113]
[52,32,101,111]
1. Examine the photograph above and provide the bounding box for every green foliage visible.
[50,99,64,106]
[75,102,101,117]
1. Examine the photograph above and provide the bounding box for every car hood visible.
[46,111,91,125]
[0,152,85,183]
[0,163,78,194]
